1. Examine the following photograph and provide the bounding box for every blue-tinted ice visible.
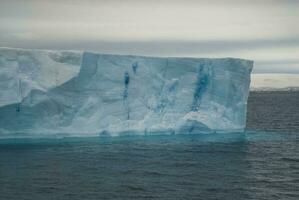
[0,48,253,137]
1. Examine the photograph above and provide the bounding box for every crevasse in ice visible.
[0,47,253,137]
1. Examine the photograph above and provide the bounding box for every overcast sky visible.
[0,0,298,73]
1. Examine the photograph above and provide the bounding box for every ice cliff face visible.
[0,48,81,107]
[0,47,253,138]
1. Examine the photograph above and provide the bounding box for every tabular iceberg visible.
[0,47,253,138]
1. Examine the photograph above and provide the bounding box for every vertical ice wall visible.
[0,48,81,107]
[0,48,253,137]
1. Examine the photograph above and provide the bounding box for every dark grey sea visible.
[0,91,298,200]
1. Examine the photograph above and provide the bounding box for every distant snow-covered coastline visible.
[251,87,299,92]
[250,74,299,91]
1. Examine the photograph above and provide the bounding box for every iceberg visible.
[0,47,253,138]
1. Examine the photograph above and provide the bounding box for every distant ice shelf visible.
[0,47,253,138]
[250,74,299,91]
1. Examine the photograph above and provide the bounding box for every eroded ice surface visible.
[0,48,253,137]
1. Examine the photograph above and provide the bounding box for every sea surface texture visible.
[0,91,298,200]
[247,91,299,133]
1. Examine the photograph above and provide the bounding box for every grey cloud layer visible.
[0,0,298,73]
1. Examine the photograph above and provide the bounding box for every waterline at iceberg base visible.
[0,48,253,138]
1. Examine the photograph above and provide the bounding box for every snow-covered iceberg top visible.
[0,47,253,138]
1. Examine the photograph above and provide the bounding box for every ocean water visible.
[0,92,298,200]
[247,91,299,133]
